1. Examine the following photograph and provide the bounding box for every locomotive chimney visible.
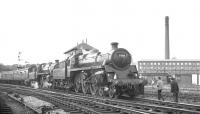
[55,60,59,64]
[111,42,119,50]
[165,16,170,59]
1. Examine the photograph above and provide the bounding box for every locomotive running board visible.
[70,65,103,72]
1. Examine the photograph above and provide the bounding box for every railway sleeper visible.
[0,105,13,114]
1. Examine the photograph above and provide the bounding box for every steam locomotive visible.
[0,42,146,98]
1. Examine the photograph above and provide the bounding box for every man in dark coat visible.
[170,78,179,102]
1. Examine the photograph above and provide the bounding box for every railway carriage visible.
[0,69,28,85]
[0,71,14,83]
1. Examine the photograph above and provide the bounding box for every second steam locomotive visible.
[0,42,146,98]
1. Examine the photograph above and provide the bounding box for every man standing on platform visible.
[157,77,164,101]
[170,77,179,102]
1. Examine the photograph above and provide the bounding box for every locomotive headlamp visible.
[113,74,118,79]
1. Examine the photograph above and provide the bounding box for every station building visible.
[138,60,200,87]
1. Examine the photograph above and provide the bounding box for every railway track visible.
[144,86,200,103]
[43,91,200,114]
[0,84,150,114]
[0,104,12,114]
[144,89,200,104]
[0,92,13,114]
[1,83,200,114]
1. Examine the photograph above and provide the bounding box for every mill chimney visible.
[165,16,170,59]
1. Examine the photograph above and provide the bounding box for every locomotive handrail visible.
[70,65,104,71]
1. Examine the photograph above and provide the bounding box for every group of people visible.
[156,76,179,102]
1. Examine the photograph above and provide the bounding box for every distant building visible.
[138,59,200,87]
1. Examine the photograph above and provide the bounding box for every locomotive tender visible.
[0,42,145,98]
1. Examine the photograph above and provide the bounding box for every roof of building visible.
[138,59,200,62]
[64,42,99,54]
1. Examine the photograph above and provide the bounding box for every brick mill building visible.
[138,59,200,87]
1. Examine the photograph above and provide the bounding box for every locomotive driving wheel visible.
[74,72,84,93]
[108,85,116,98]
[98,87,104,97]
[90,75,98,95]
[74,72,89,94]
[74,77,81,93]
[81,78,89,94]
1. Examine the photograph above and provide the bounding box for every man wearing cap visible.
[157,77,164,101]
[170,77,179,102]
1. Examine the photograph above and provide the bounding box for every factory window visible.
[143,63,146,65]
[185,63,188,65]
[169,63,171,65]
[158,63,160,65]
[181,63,183,65]
[189,62,191,65]
[154,63,157,65]
[166,63,168,65]
[177,63,179,65]
[192,74,198,85]
[151,63,153,65]
[173,63,176,65]
[198,75,200,85]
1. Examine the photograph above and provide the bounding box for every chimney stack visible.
[55,60,59,64]
[111,42,119,50]
[165,16,170,59]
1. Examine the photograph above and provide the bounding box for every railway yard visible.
[1,0,200,113]
[1,42,200,114]
[0,83,200,114]
[0,41,200,114]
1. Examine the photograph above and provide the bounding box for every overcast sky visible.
[1,0,200,65]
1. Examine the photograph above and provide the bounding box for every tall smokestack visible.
[165,16,170,59]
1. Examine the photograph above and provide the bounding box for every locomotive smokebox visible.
[111,42,119,50]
